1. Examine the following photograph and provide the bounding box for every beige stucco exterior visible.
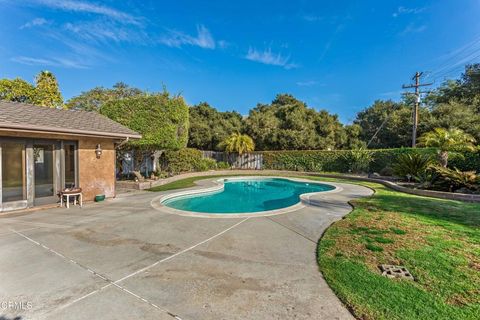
[78,137,116,200]
[0,129,117,202]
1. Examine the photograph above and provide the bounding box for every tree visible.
[418,128,476,167]
[338,124,366,149]
[0,78,36,103]
[34,71,63,108]
[0,71,64,107]
[220,133,255,154]
[244,94,345,150]
[426,64,480,113]
[100,91,189,180]
[425,101,480,142]
[100,91,189,150]
[188,102,242,150]
[354,100,430,148]
[66,82,143,111]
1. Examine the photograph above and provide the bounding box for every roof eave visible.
[0,123,142,140]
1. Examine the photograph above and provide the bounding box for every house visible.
[0,101,141,212]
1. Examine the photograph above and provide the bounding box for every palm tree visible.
[418,128,476,167]
[220,133,255,155]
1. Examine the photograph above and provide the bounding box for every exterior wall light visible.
[95,144,103,159]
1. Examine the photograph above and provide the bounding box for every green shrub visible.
[261,148,479,174]
[262,150,349,172]
[217,161,231,169]
[342,149,373,174]
[162,149,230,173]
[163,148,203,173]
[379,166,394,176]
[392,153,433,180]
[430,166,479,192]
[194,158,217,172]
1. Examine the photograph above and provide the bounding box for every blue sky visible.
[1,0,479,123]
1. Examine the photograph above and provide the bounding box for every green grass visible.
[149,172,480,319]
[366,243,384,252]
[312,178,480,320]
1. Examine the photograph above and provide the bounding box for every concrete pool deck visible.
[0,177,373,320]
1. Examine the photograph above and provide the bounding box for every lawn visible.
[151,173,480,320]
[310,177,480,320]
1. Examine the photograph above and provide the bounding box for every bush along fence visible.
[118,148,227,179]
[203,148,479,174]
[118,147,479,178]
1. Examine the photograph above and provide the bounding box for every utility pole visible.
[402,72,432,147]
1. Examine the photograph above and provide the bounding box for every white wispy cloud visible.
[217,40,230,49]
[11,55,88,69]
[64,21,148,44]
[245,47,297,69]
[159,25,216,49]
[393,6,426,18]
[34,0,142,25]
[20,17,51,29]
[43,29,117,64]
[296,80,319,87]
[400,23,427,35]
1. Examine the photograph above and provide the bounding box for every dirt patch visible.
[145,266,275,298]
[327,209,428,271]
[70,228,179,256]
[140,243,178,256]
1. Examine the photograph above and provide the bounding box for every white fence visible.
[201,151,263,169]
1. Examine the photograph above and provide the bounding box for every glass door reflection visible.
[34,144,55,201]
[1,143,26,203]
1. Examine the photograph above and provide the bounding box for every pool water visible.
[162,178,335,214]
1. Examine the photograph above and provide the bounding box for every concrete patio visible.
[0,177,372,320]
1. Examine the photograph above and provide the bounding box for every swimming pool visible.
[160,177,335,215]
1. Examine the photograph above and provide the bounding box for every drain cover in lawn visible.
[379,264,414,281]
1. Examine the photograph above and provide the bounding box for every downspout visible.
[114,137,130,198]
[116,137,130,149]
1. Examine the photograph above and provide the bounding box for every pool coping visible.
[150,176,342,218]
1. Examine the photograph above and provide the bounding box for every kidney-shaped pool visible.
[160,177,336,214]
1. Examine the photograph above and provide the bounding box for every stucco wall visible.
[78,138,116,200]
[0,130,117,202]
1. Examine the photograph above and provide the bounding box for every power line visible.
[432,51,480,82]
[431,50,480,80]
[366,113,391,148]
[417,35,480,87]
[402,72,433,147]
[426,35,480,78]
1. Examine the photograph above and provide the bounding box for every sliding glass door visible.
[1,142,26,204]
[33,143,57,205]
[0,138,78,211]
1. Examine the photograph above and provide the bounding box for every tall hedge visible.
[100,93,189,149]
[261,148,479,173]
[161,148,217,173]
